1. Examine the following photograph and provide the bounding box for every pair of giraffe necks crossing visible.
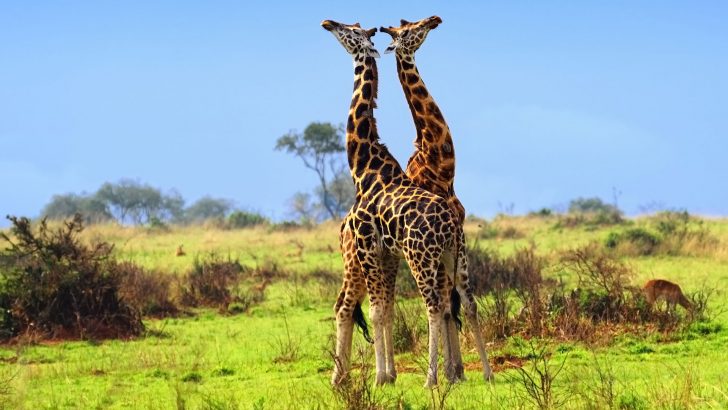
[324,17,492,387]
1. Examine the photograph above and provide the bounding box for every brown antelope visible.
[643,279,693,312]
[175,245,186,257]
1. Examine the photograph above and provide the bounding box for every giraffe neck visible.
[346,56,405,195]
[396,54,455,198]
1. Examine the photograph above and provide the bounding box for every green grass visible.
[2,216,728,409]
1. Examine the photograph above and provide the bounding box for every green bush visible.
[226,210,268,229]
[617,391,648,410]
[554,197,624,229]
[605,228,661,256]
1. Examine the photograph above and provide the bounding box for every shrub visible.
[529,208,553,217]
[226,210,268,229]
[568,197,619,214]
[510,246,547,336]
[0,215,143,341]
[118,263,179,318]
[650,211,719,256]
[475,221,524,240]
[269,220,310,232]
[179,254,245,310]
[179,254,266,314]
[467,246,513,296]
[604,228,662,256]
[559,243,634,322]
[553,197,624,229]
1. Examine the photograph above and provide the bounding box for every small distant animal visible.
[643,279,692,312]
[175,245,186,257]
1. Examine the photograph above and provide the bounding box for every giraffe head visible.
[321,20,380,59]
[380,16,442,56]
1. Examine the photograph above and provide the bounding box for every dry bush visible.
[479,283,514,340]
[547,290,599,342]
[0,215,143,341]
[467,246,514,296]
[118,262,179,318]
[179,254,265,314]
[179,254,244,310]
[511,246,547,336]
[472,242,709,343]
[469,245,547,337]
[476,221,525,240]
[559,243,633,322]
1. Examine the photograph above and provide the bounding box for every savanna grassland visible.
[1,214,727,409]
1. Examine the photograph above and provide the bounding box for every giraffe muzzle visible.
[321,20,340,31]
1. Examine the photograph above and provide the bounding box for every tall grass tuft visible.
[504,340,570,410]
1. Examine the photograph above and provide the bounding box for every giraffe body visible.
[322,19,463,387]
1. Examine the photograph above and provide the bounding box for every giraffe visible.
[381,15,493,382]
[322,19,462,387]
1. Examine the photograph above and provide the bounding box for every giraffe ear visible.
[400,19,411,26]
[365,28,376,38]
[353,22,361,28]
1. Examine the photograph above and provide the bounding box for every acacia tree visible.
[275,122,353,220]
[42,193,112,223]
[184,197,234,222]
[95,180,183,225]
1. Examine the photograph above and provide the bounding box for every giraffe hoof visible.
[375,372,391,386]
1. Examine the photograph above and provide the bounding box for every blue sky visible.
[1,1,727,225]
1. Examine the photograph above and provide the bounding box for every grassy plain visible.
[1,216,727,409]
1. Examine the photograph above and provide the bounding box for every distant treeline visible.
[42,179,267,227]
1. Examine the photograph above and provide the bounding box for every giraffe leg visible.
[405,251,444,388]
[454,229,491,381]
[369,296,389,385]
[457,269,492,381]
[440,275,456,383]
[424,302,444,388]
[332,227,367,386]
[354,233,390,386]
[382,254,399,383]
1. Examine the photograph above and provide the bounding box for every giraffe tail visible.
[353,302,373,344]
[451,287,462,331]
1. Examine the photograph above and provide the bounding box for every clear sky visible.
[1,1,727,226]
